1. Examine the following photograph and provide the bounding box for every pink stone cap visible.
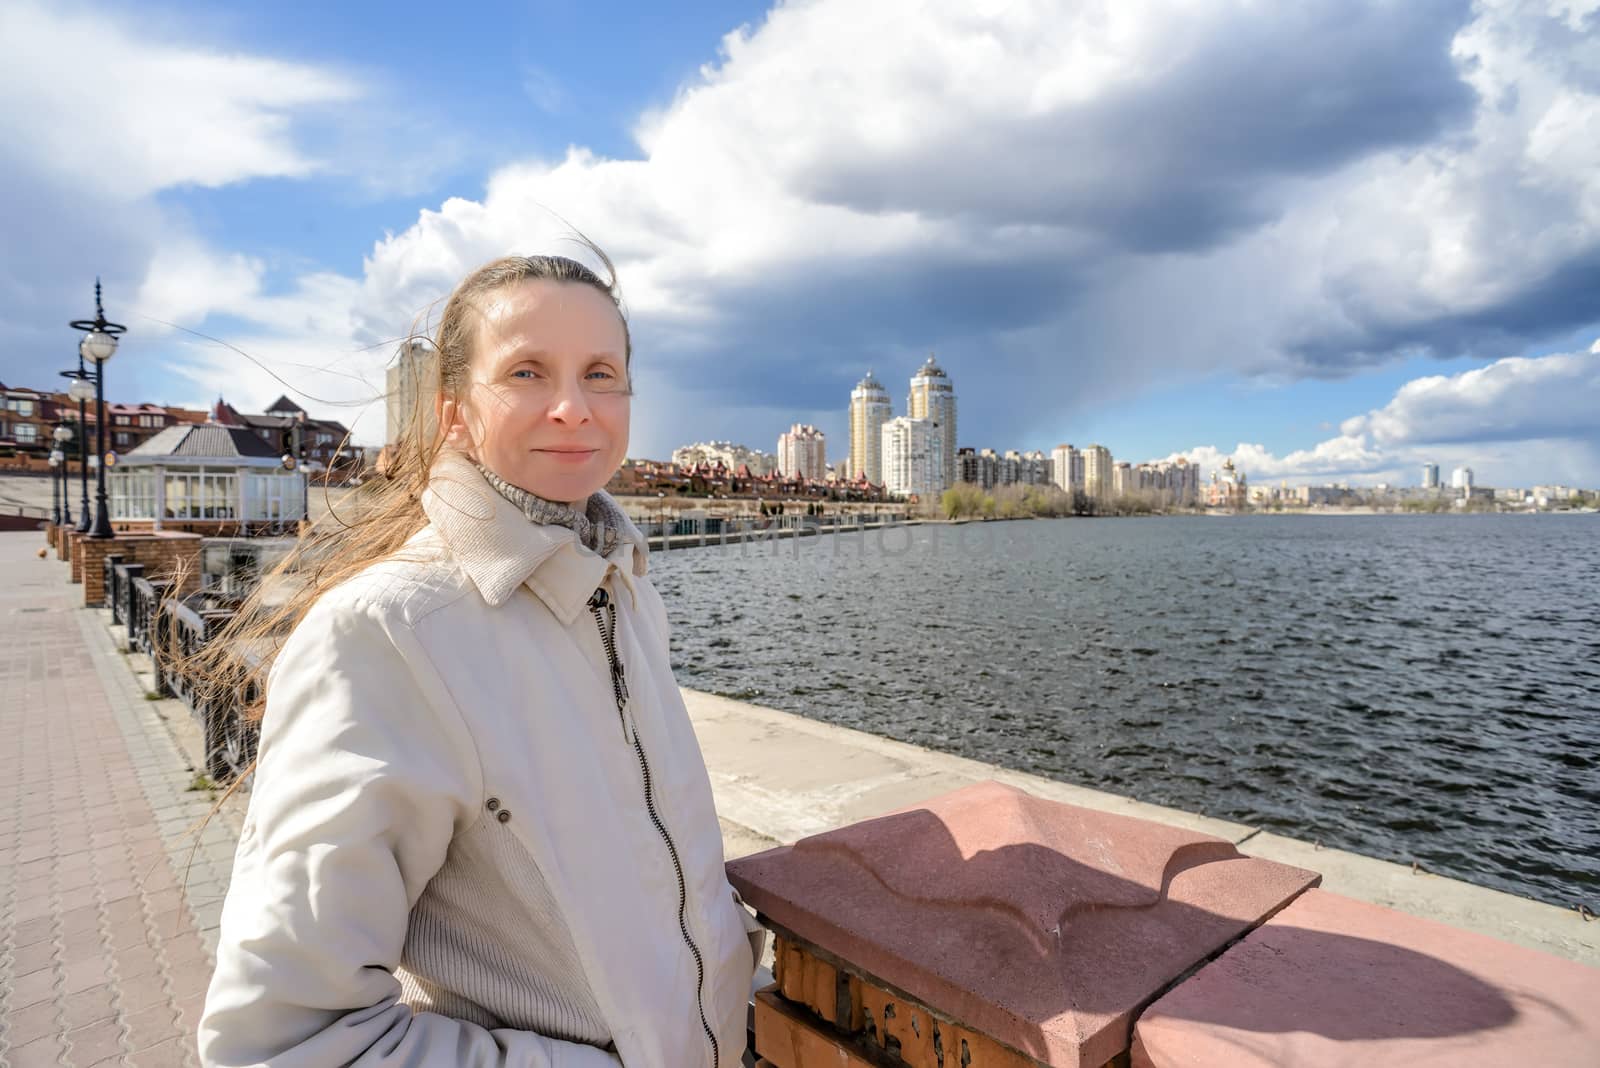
[726,780,1320,1067]
[1131,888,1600,1068]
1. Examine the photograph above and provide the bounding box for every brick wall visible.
[74,533,204,607]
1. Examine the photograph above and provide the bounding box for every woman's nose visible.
[548,378,592,424]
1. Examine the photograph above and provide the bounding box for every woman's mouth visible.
[536,446,599,464]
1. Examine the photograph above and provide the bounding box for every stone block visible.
[728,780,1320,1067]
[1130,888,1600,1067]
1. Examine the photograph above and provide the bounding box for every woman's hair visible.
[173,240,628,808]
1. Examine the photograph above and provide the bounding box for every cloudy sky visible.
[4,0,1597,487]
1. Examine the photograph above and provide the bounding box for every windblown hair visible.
[172,242,628,809]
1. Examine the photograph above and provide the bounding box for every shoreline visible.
[677,687,1597,967]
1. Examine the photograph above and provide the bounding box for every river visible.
[651,513,1600,909]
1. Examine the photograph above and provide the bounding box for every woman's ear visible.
[438,393,475,456]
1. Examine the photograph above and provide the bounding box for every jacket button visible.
[496,809,512,824]
[486,798,500,812]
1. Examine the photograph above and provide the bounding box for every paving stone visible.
[123,1003,183,1054]
[60,984,118,1031]
[10,937,57,976]
[62,1018,125,1064]
[9,966,60,1011]
[127,1035,193,1068]
[7,1034,70,1068]
[2,997,62,1048]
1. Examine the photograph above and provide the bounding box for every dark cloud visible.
[790,1,1476,253]
[636,249,1084,419]
[1289,248,1600,373]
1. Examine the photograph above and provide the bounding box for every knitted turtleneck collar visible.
[473,461,622,558]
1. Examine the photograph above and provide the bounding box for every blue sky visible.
[4,0,1599,487]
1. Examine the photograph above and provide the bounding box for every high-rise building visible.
[958,447,999,489]
[881,416,940,499]
[1083,444,1113,500]
[1021,449,1051,486]
[1422,463,1440,490]
[848,370,892,485]
[778,424,827,480]
[907,355,957,491]
[1451,465,1474,491]
[1112,461,1135,497]
[385,339,434,446]
[1134,459,1199,506]
[1051,444,1083,494]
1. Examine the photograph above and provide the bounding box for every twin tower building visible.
[849,356,958,500]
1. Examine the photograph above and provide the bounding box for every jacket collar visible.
[421,448,648,625]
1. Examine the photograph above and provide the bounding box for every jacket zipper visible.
[587,586,719,1068]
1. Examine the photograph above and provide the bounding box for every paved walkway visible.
[0,531,239,1067]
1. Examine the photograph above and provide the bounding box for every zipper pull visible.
[611,659,629,704]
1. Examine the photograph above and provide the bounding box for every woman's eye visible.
[511,369,539,380]
[587,370,614,380]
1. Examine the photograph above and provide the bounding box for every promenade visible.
[3,527,1594,1066]
[0,532,238,1067]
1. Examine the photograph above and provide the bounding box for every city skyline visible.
[3,2,1597,489]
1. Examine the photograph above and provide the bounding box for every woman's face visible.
[442,279,630,505]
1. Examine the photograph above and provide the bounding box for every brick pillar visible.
[73,533,205,607]
[728,781,1321,1068]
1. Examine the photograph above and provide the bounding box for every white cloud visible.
[0,1,360,200]
[1166,342,1600,486]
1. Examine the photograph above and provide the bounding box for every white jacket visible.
[199,449,761,1067]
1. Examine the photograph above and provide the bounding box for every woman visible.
[197,252,763,1067]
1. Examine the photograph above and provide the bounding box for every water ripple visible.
[653,514,1600,907]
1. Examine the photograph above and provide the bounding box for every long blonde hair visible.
[176,244,629,802]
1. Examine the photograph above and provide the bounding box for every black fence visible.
[152,597,259,786]
[107,557,260,787]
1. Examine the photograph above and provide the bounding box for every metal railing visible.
[154,597,259,785]
[110,561,144,627]
[127,576,172,655]
[101,554,124,611]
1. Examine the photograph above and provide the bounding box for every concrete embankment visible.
[680,687,1598,968]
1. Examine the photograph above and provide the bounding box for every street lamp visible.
[69,280,125,539]
[52,422,74,526]
[63,365,97,532]
[294,410,309,523]
[49,449,63,525]
[657,490,666,540]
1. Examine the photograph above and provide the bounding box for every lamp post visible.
[69,280,125,539]
[294,410,309,523]
[49,448,62,526]
[52,422,74,526]
[657,490,666,540]
[63,365,96,532]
